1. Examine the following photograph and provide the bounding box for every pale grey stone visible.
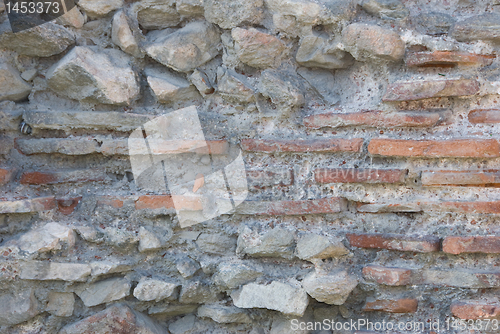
[134,277,179,302]
[297,67,339,105]
[414,12,455,36]
[197,304,251,324]
[146,68,199,103]
[212,262,263,289]
[78,0,123,18]
[46,292,74,317]
[145,21,220,72]
[90,260,133,277]
[231,27,286,68]
[302,270,358,305]
[0,21,74,57]
[217,68,256,103]
[451,13,500,42]
[138,226,162,252]
[296,234,348,260]
[11,222,75,254]
[361,0,409,20]
[20,69,37,82]
[47,47,140,105]
[342,23,405,62]
[204,0,264,29]
[176,0,204,16]
[20,261,91,282]
[179,280,218,304]
[112,10,143,58]
[296,34,354,69]
[0,63,31,102]
[149,303,198,316]
[196,233,237,255]
[102,226,139,247]
[77,277,131,307]
[257,69,305,109]
[231,281,309,317]
[169,315,197,334]
[237,226,296,259]
[0,289,39,326]
[176,256,201,279]
[134,0,181,30]
[189,69,214,96]
[56,7,86,28]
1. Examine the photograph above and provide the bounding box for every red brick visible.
[421,170,500,186]
[469,109,500,124]
[315,168,407,184]
[357,202,423,213]
[406,51,495,67]
[56,197,82,215]
[443,236,500,254]
[97,196,126,209]
[240,138,363,153]
[451,300,500,320]
[368,139,500,158]
[347,233,440,252]
[246,168,294,188]
[303,110,443,129]
[363,298,418,313]
[236,197,347,215]
[0,168,14,186]
[21,169,106,185]
[362,265,413,286]
[383,79,480,101]
[128,138,229,155]
[0,197,57,213]
[432,201,500,214]
[135,195,202,211]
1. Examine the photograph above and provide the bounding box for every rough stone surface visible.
[47,47,140,105]
[212,262,263,289]
[361,0,409,19]
[0,22,75,57]
[0,63,31,102]
[296,234,348,260]
[302,270,358,305]
[46,292,75,317]
[133,277,179,302]
[112,10,143,58]
[296,34,354,69]
[19,261,91,281]
[257,69,305,109]
[237,226,295,259]
[0,289,39,326]
[197,304,251,323]
[297,67,339,104]
[232,281,309,317]
[135,0,181,30]
[451,13,500,42]
[77,277,131,307]
[204,0,264,29]
[342,23,405,62]
[11,222,75,254]
[196,233,237,255]
[146,68,199,103]
[145,22,221,72]
[217,68,256,103]
[232,28,286,68]
[59,304,168,333]
[414,12,455,36]
[79,0,124,18]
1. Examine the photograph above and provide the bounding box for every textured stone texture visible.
[77,278,131,307]
[204,0,264,29]
[0,289,39,326]
[302,270,358,305]
[451,13,500,42]
[0,63,31,102]
[231,28,286,68]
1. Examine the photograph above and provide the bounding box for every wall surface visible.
[1,0,500,333]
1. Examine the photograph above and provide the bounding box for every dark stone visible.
[451,13,500,42]
[414,12,455,36]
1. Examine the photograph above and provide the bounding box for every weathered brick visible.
[57,197,82,215]
[443,236,500,254]
[135,195,203,211]
[406,51,495,67]
[16,138,100,155]
[362,265,413,286]
[451,300,500,320]
[241,139,363,153]
[362,298,418,313]
[421,170,500,186]
[236,197,347,215]
[431,201,500,214]
[246,168,293,188]
[422,269,500,288]
[0,197,57,214]
[0,168,15,186]
[0,138,14,155]
[315,168,407,184]
[347,233,440,252]
[23,110,153,132]
[382,79,480,101]
[469,109,500,124]
[128,138,229,155]
[21,169,106,185]
[304,110,444,129]
[96,196,127,209]
[368,139,500,158]
[357,202,423,213]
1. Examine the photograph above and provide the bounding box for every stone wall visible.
[1,0,500,333]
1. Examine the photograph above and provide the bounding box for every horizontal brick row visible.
[363,265,500,288]
[303,110,446,129]
[0,196,80,215]
[357,200,500,214]
[240,138,363,153]
[383,79,480,101]
[469,109,500,124]
[315,168,407,184]
[20,169,107,185]
[16,138,229,156]
[405,51,495,67]
[451,300,500,320]
[421,170,500,186]
[362,298,418,313]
